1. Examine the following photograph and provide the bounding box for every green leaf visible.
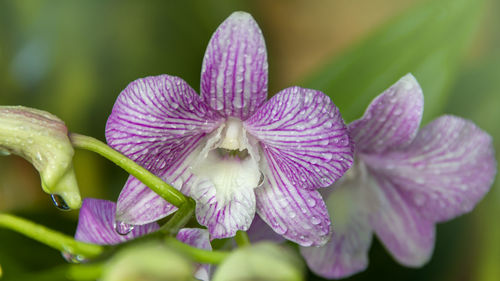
[212,242,304,281]
[304,0,486,123]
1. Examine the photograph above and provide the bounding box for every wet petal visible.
[300,178,373,279]
[106,75,222,168]
[115,136,204,225]
[245,86,353,189]
[349,74,423,154]
[369,174,435,266]
[364,115,496,222]
[75,199,159,245]
[191,178,256,239]
[201,12,268,119]
[177,228,212,281]
[255,151,331,247]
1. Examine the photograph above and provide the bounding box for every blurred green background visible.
[0,0,499,280]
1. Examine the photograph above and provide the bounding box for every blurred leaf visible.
[102,242,194,281]
[445,53,500,281]
[304,0,486,123]
[213,242,304,281]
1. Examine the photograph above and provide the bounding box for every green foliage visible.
[213,242,305,281]
[304,0,485,123]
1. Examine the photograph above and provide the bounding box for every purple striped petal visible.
[255,151,331,247]
[115,136,203,225]
[369,175,435,266]
[75,199,159,245]
[200,12,268,119]
[300,179,373,279]
[245,87,353,189]
[191,179,256,239]
[349,74,423,154]
[363,115,496,223]
[177,228,212,281]
[106,75,222,168]
[105,75,222,225]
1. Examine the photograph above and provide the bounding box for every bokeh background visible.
[1,0,499,280]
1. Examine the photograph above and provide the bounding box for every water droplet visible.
[51,194,70,211]
[273,222,287,235]
[114,221,135,235]
[320,177,330,186]
[0,148,11,156]
[306,198,316,207]
[62,251,87,263]
[311,216,321,225]
[290,211,296,218]
[323,120,333,128]
[393,108,403,116]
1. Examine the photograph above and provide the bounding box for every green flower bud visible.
[0,106,81,209]
[102,242,194,281]
[212,242,305,281]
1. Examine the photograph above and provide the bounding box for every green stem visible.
[234,231,250,247]
[11,263,104,281]
[69,133,186,207]
[159,199,195,236]
[0,213,103,258]
[66,263,104,281]
[165,237,229,265]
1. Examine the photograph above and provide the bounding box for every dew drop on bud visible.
[51,194,70,211]
[114,220,135,235]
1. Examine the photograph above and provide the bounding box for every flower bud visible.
[0,106,81,209]
[212,242,305,281]
[102,242,194,281]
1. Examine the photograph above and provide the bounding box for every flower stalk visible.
[69,133,187,207]
[159,199,196,236]
[165,236,229,264]
[0,213,103,258]
[234,231,251,247]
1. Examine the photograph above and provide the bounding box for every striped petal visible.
[255,150,331,247]
[368,174,435,267]
[200,12,268,119]
[363,115,496,223]
[106,75,222,168]
[300,176,373,279]
[115,135,204,225]
[245,86,353,189]
[105,75,223,225]
[191,177,256,239]
[349,74,423,154]
[177,228,212,281]
[75,199,159,245]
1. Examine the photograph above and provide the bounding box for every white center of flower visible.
[191,118,262,205]
[219,118,245,151]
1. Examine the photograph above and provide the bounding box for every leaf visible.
[303,0,486,123]
[212,242,305,281]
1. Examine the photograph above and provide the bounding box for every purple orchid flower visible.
[300,74,497,279]
[105,11,353,246]
[73,198,212,281]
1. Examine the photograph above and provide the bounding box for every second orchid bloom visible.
[105,12,354,246]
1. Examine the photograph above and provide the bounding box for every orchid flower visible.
[73,198,212,280]
[105,11,353,245]
[300,74,497,278]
